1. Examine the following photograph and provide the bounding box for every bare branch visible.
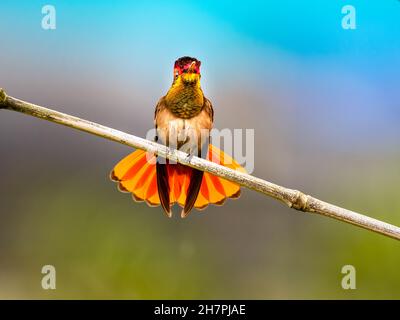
[1,88,399,240]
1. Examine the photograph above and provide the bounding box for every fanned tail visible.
[110,144,246,216]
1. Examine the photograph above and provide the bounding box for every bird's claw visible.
[186,152,194,163]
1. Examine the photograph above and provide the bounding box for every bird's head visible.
[173,56,201,84]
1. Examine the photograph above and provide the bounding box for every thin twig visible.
[1,88,399,240]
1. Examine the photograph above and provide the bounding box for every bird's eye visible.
[174,68,180,77]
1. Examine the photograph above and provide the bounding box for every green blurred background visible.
[0,0,400,299]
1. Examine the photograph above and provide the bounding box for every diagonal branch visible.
[1,88,400,240]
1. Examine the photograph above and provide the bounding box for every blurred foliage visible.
[0,161,399,299]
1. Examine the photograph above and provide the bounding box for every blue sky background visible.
[1,0,399,149]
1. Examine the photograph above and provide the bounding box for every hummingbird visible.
[111,57,245,218]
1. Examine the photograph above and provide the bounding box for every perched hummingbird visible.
[111,57,245,217]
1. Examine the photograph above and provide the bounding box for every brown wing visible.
[154,96,168,141]
[154,97,171,216]
[203,97,214,124]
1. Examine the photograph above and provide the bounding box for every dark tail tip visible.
[181,169,204,218]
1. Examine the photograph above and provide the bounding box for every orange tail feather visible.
[110,144,246,215]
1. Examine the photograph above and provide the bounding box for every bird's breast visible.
[165,84,204,119]
[155,106,212,152]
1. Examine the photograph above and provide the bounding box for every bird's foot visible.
[185,152,194,163]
